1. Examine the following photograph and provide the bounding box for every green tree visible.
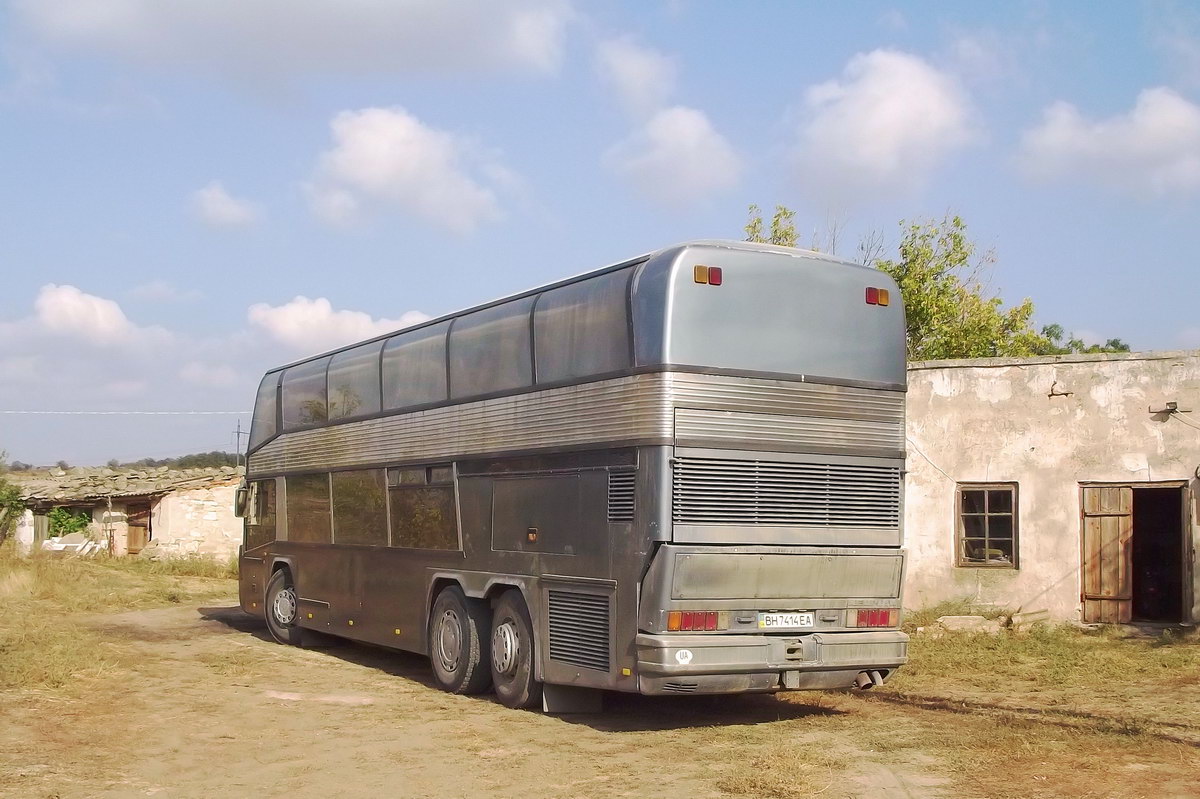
[1037,324,1131,355]
[874,215,1054,360]
[744,204,798,247]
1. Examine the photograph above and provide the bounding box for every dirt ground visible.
[3,594,1199,799]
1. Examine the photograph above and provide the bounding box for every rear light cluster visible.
[666,610,730,631]
[847,608,899,628]
[865,286,891,306]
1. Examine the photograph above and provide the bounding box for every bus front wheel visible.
[428,585,493,695]
[265,569,304,646]
[490,590,543,710]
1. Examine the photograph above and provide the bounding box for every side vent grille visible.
[607,470,636,522]
[673,456,901,528]
[547,590,611,672]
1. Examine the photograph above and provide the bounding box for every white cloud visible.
[33,283,168,347]
[595,36,676,117]
[247,296,429,354]
[793,49,976,202]
[192,181,260,228]
[306,107,510,234]
[13,0,572,80]
[1018,88,1200,198]
[604,106,741,206]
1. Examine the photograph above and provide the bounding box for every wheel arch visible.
[425,571,543,680]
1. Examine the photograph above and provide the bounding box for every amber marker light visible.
[877,288,890,306]
[694,265,709,284]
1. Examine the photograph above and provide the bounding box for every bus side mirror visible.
[234,486,250,518]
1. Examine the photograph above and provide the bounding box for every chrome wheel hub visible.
[272,586,297,626]
[492,621,520,677]
[436,609,462,673]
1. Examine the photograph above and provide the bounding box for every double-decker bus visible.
[236,239,908,712]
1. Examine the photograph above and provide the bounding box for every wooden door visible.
[127,503,151,555]
[1081,486,1133,623]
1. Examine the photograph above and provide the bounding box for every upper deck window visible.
[534,268,631,384]
[448,297,535,399]
[281,356,331,430]
[328,341,383,420]
[382,321,450,410]
[249,372,280,449]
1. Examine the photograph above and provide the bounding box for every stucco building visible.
[14,466,244,560]
[904,350,1200,625]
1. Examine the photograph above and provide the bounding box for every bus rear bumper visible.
[635,630,909,695]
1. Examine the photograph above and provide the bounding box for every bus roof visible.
[261,240,881,375]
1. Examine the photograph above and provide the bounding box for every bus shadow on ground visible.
[198,604,845,731]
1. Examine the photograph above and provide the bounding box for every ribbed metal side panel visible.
[607,471,635,522]
[547,590,611,672]
[250,374,672,474]
[247,372,904,475]
[674,408,902,457]
[673,456,901,527]
[665,373,904,424]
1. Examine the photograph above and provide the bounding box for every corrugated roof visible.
[13,466,243,504]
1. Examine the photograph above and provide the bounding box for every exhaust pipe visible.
[854,670,887,690]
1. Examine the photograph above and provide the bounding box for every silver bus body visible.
[238,240,908,706]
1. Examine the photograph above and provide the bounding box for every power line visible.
[0,410,250,416]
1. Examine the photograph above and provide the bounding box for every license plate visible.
[758,612,814,629]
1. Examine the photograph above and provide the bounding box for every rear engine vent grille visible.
[547,590,611,672]
[607,470,636,522]
[673,456,901,528]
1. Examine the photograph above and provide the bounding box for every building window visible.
[388,464,459,550]
[957,483,1018,568]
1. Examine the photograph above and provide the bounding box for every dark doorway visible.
[1131,487,1185,622]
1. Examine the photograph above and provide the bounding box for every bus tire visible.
[264,568,304,647]
[428,585,493,695]
[489,590,543,710]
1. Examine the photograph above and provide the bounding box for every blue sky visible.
[2,0,1199,466]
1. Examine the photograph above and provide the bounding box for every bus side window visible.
[286,474,332,543]
[245,479,277,549]
[448,298,534,399]
[534,268,632,383]
[388,465,459,550]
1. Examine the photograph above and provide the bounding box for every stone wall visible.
[92,504,129,556]
[147,482,241,559]
[904,350,1200,622]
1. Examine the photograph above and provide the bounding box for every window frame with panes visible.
[955,483,1018,568]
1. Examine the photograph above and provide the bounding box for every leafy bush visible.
[47,507,91,538]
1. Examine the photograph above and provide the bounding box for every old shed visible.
[904,349,1200,625]
[14,466,244,559]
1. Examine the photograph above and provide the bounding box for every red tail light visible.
[848,608,899,628]
[666,610,728,631]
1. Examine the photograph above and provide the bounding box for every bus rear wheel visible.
[428,585,493,695]
[490,590,543,710]
[265,568,304,646]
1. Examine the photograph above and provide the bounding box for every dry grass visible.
[0,543,237,691]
